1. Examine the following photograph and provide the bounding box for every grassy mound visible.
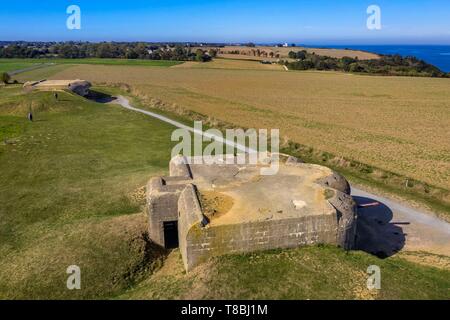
[0,213,165,299]
[122,246,450,300]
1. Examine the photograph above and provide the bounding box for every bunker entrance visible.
[163,221,179,249]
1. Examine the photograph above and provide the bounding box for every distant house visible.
[23,79,91,96]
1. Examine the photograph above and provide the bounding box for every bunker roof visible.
[188,159,337,226]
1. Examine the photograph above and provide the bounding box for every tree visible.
[96,43,113,58]
[60,44,79,58]
[208,49,218,58]
[288,51,297,59]
[1,72,10,84]
[173,45,186,60]
[296,51,306,60]
[289,51,307,60]
[348,63,359,73]
[125,50,139,59]
[315,60,326,70]
[195,49,211,62]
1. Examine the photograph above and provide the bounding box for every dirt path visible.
[112,95,252,153]
[111,96,450,257]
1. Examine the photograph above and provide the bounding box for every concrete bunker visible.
[146,155,357,271]
[163,220,179,249]
[23,79,92,96]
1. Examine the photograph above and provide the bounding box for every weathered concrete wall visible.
[178,184,208,270]
[170,155,192,178]
[147,177,189,247]
[316,170,351,195]
[328,191,357,250]
[181,214,339,272]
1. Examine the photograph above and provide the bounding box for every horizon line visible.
[2,40,450,46]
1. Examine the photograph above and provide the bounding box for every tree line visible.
[0,42,217,62]
[285,50,448,77]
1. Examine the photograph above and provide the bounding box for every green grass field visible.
[0,58,182,73]
[0,61,41,73]
[0,84,448,299]
[0,86,177,299]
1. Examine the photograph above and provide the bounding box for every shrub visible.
[1,72,11,84]
[285,50,446,77]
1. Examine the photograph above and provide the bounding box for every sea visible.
[307,45,450,73]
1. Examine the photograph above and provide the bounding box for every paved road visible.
[112,95,450,257]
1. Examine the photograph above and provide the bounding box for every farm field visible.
[171,58,285,71]
[0,58,182,75]
[36,64,450,193]
[195,45,381,61]
[0,85,448,299]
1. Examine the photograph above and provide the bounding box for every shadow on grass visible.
[86,90,117,103]
[354,196,406,258]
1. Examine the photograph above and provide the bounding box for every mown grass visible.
[0,86,178,299]
[121,246,450,300]
[12,64,75,83]
[0,58,182,70]
[0,61,40,73]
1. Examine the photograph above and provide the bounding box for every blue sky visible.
[1,0,449,44]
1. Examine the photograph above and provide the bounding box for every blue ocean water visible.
[309,45,450,73]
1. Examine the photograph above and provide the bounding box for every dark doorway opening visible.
[163,221,179,249]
